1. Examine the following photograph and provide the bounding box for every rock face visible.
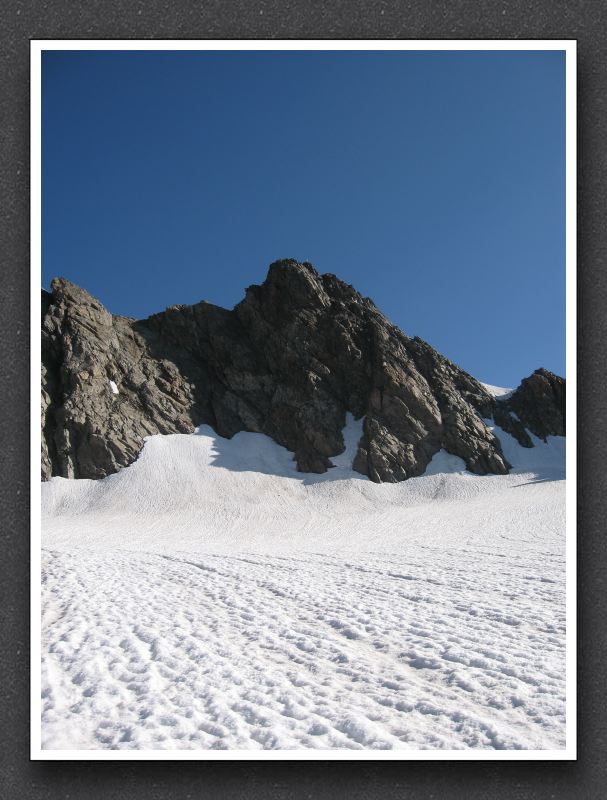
[41,259,565,482]
[494,369,566,447]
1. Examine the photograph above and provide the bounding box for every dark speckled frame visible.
[2,2,604,797]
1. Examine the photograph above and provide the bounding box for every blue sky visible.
[42,49,566,386]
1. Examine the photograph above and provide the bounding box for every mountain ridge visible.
[41,259,565,482]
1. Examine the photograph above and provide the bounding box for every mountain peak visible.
[41,261,565,482]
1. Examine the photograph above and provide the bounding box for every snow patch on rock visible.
[481,382,513,400]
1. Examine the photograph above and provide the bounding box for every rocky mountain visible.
[41,259,565,483]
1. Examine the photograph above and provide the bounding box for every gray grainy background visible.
[1,1,604,797]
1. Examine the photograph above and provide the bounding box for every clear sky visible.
[42,49,566,387]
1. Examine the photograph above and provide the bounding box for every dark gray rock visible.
[41,259,565,483]
[494,368,566,447]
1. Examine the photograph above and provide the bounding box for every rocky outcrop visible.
[41,259,565,482]
[490,369,565,449]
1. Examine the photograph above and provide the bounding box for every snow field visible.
[40,415,567,751]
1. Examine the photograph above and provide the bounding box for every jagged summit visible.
[41,260,565,482]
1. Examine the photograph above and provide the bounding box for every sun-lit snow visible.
[40,413,566,751]
[481,382,513,399]
[109,380,119,395]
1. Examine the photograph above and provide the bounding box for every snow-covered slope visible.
[40,416,566,751]
[481,382,514,399]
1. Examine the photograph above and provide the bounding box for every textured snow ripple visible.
[41,540,565,751]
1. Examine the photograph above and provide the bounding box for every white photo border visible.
[30,38,577,761]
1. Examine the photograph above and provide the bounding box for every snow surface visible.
[41,415,566,751]
[109,380,119,395]
[481,382,513,399]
